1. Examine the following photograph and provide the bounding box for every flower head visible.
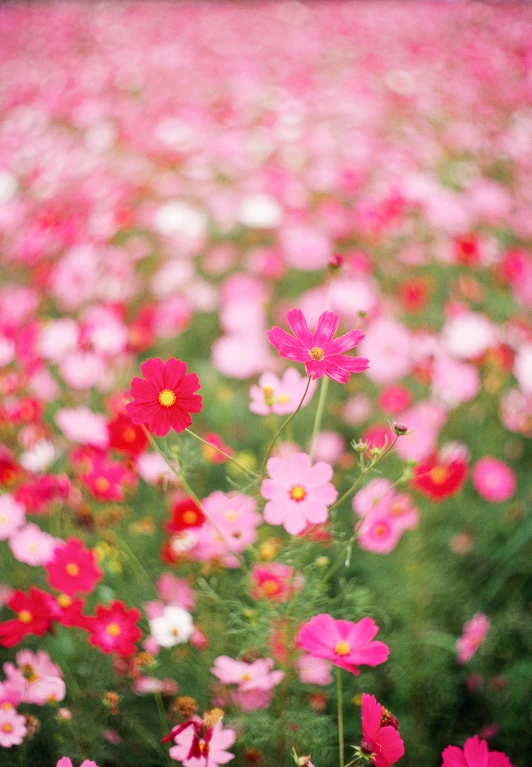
[0,494,25,540]
[0,707,27,748]
[0,587,54,648]
[87,601,141,657]
[442,734,515,767]
[261,453,338,535]
[296,614,389,675]
[268,309,368,383]
[358,693,404,766]
[456,613,490,664]
[472,458,516,503]
[149,605,194,648]
[166,714,236,767]
[46,538,102,597]
[126,357,202,437]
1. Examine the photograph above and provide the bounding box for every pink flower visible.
[250,563,302,603]
[57,759,99,767]
[359,693,404,766]
[442,735,515,767]
[3,650,65,705]
[9,523,58,566]
[190,492,261,567]
[169,718,236,767]
[0,494,25,540]
[0,707,27,748]
[157,574,196,611]
[249,368,316,416]
[431,357,480,409]
[268,309,368,383]
[297,614,389,675]
[211,656,284,692]
[358,517,403,555]
[55,407,109,449]
[297,655,333,686]
[261,453,338,535]
[358,318,412,385]
[456,614,490,664]
[472,458,516,503]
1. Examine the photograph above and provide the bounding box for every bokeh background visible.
[1,2,532,766]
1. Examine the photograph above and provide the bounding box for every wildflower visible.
[149,606,194,648]
[190,491,261,567]
[456,614,490,664]
[249,369,316,416]
[297,655,333,686]
[356,693,404,766]
[165,714,236,767]
[296,614,389,675]
[126,357,202,437]
[261,453,338,536]
[45,538,102,596]
[0,494,25,540]
[79,455,136,502]
[472,458,516,503]
[107,413,148,456]
[0,587,54,648]
[87,601,142,657]
[0,708,27,748]
[442,734,515,767]
[201,432,233,464]
[9,523,58,566]
[4,650,65,705]
[57,759,99,767]
[250,563,302,603]
[211,656,284,692]
[412,449,468,502]
[268,309,368,383]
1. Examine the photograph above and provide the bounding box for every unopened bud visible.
[328,254,344,271]
[352,441,369,453]
[393,423,408,436]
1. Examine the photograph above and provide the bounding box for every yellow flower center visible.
[0,702,13,711]
[107,622,121,637]
[263,579,280,596]
[65,562,79,577]
[1,723,13,734]
[262,386,275,406]
[182,510,198,525]
[18,610,32,624]
[0,515,7,524]
[334,641,351,656]
[277,394,290,403]
[290,485,306,502]
[429,466,449,485]
[373,524,388,538]
[309,347,325,361]
[95,477,110,492]
[158,389,177,408]
[241,673,252,681]
[123,427,136,443]
[57,594,72,608]
[225,510,238,521]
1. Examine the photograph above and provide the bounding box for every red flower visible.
[0,587,54,648]
[412,453,468,501]
[201,432,233,464]
[87,600,142,657]
[126,358,203,437]
[398,277,430,314]
[46,538,103,597]
[52,594,91,630]
[108,413,148,456]
[167,497,206,533]
[14,474,71,515]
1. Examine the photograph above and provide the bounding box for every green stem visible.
[309,375,330,459]
[185,428,259,479]
[260,376,312,476]
[329,436,399,513]
[337,668,344,767]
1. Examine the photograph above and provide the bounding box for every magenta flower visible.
[442,734,515,767]
[261,453,338,535]
[456,613,490,664]
[268,309,368,383]
[297,614,390,675]
[359,693,404,766]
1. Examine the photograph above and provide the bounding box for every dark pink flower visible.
[442,734,515,767]
[359,693,404,766]
[268,309,368,384]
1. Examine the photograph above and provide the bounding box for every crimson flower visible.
[108,412,148,456]
[87,600,142,657]
[0,587,54,648]
[126,358,203,437]
[358,693,404,766]
[268,309,368,384]
[412,452,468,502]
[46,538,102,597]
[166,497,206,533]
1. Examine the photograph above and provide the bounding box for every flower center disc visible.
[158,389,177,407]
[309,346,324,361]
[183,511,198,525]
[107,622,121,637]
[334,640,351,656]
[18,610,32,624]
[66,562,80,577]
[429,466,449,484]
[290,485,307,502]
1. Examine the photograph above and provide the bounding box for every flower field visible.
[1,2,532,766]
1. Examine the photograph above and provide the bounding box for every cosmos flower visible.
[126,357,202,437]
[0,707,27,748]
[442,735,514,767]
[87,601,142,657]
[456,614,490,664]
[268,309,368,384]
[358,693,404,767]
[45,538,102,597]
[472,458,516,503]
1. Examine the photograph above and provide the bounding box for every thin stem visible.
[309,374,329,460]
[260,376,312,476]
[185,429,259,479]
[337,668,344,767]
[329,436,399,513]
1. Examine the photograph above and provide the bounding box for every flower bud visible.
[352,441,369,453]
[393,423,408,436]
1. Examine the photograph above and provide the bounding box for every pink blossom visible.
[9,523,58,566]
[310,431,345,465]
[268,309,367,384]
[472,458,516,503]
[38,319,79,363]
[280,225,332,270]
[57,759,99,767]
[394,401,447,462]
[157,574,196,611]
[0,494,25,540]
[358,318,412,385]
[431,357,480,409]
[169,718,236,767]
[442,735,515,767]
[298,655,333,686]
[136,452,179,485]
[360,693,404,766]
[0,707,27,748]
[456,614,490,664]
[190,492,261,567]
[261,452,338,535]
[442,313,498,360]
[211,656,284,692]
[3,650,65,705]
[358,517,403,555]
[297,614,389,675]
[343,394,372,426]
[55,407,109,449]
[249,369,316,416]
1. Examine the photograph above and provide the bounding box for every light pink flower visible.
[268,309,367,384]
[394,401,447,462]
[157,574,196,611]
[0,495,25,540]
[298,655,333,686]
[0,707,27,748]
[9,523,58,566]
[249,369,316,416]
[358,517,403,555]
[456,614,490,664]
[442,734,515,767]
[358,318,412,385]
[136,452,179,485]
[4,650,65,705]
[472,458,516,503]
[211,656,284,692]
[431,357,480,409]
[261,452,338,535]
[55,407,109,449]
[190,492,261,567]
[310,431,345,465]
[169,718,236,767]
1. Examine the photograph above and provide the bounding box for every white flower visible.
[443,313,498,360]
[20,440,56,473]
[514,344,532,396]
[149,606,193,648]
[154,201,207,238]
[238,194,282,229]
